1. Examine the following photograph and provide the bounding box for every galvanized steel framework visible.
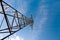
[0,0,34,40]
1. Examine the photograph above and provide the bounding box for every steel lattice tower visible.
[0,0,34,40]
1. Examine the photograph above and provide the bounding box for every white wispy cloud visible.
[9,35,24,40]
[34,0,48,30]
[33,0,49,40]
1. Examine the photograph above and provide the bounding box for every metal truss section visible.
[0,0,34,40]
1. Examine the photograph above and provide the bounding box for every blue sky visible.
[0,0,60,40]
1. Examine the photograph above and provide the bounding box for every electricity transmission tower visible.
[0,0,34,40]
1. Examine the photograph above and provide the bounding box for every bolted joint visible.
[0,0,2,2]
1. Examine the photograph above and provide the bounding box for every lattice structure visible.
[0,0,34,40]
